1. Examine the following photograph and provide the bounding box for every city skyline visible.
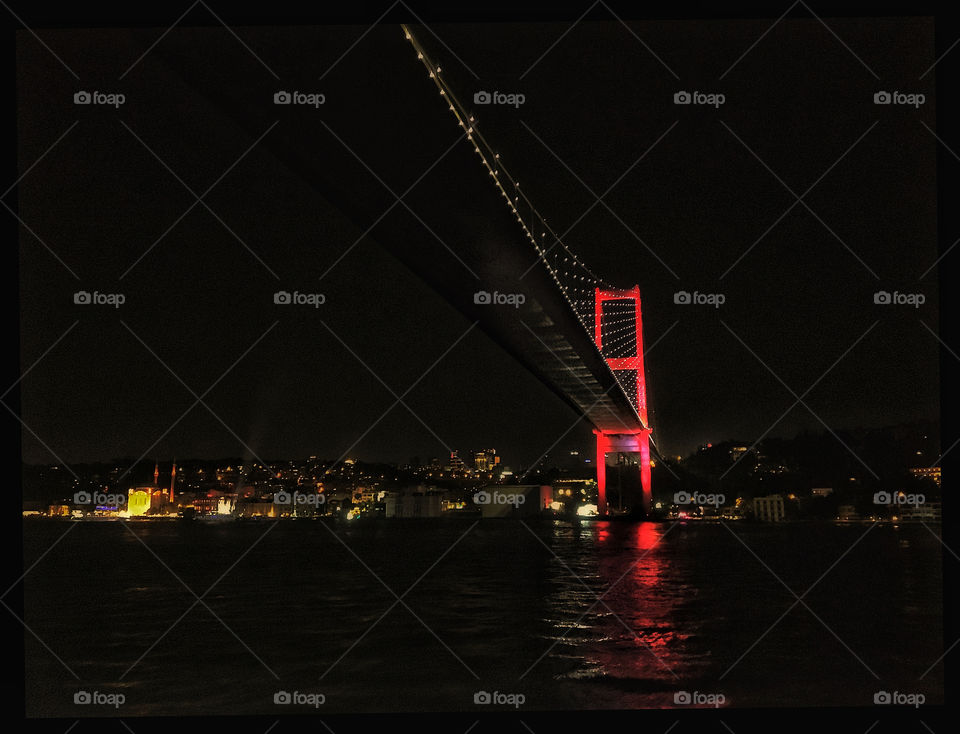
[16,414,942,471]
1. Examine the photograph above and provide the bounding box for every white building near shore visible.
[753,494,785,522]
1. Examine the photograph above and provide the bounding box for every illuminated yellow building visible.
[128,487,153,516]
[473,449,499,472]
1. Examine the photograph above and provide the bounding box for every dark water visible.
[22,518,943,715]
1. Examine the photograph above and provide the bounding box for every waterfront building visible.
[385,486,443,517]
[753,494,785,522]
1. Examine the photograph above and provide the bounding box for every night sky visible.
[15,14,939,469]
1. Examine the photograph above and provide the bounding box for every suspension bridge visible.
[152,23,660,516]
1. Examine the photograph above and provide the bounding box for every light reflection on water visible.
[23,518,943,714]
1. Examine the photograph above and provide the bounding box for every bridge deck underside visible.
[151,26,645,435]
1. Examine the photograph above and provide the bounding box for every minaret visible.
[153,461,159,490]
[169,461,177,503]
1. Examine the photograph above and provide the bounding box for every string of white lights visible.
[400,28,609,316]
[401,24,650,428]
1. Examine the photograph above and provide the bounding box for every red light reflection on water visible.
[570,521,686,692]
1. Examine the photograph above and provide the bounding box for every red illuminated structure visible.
[169,461,177,503]
[593,285,652,516]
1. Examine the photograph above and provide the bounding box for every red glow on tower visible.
[593,285,652,516]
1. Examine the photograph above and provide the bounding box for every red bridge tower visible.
[593,285,652,516]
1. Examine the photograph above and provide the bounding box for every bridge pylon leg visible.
[594,429,652,517]
[639,429,652,515]
[595,431,609,517]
